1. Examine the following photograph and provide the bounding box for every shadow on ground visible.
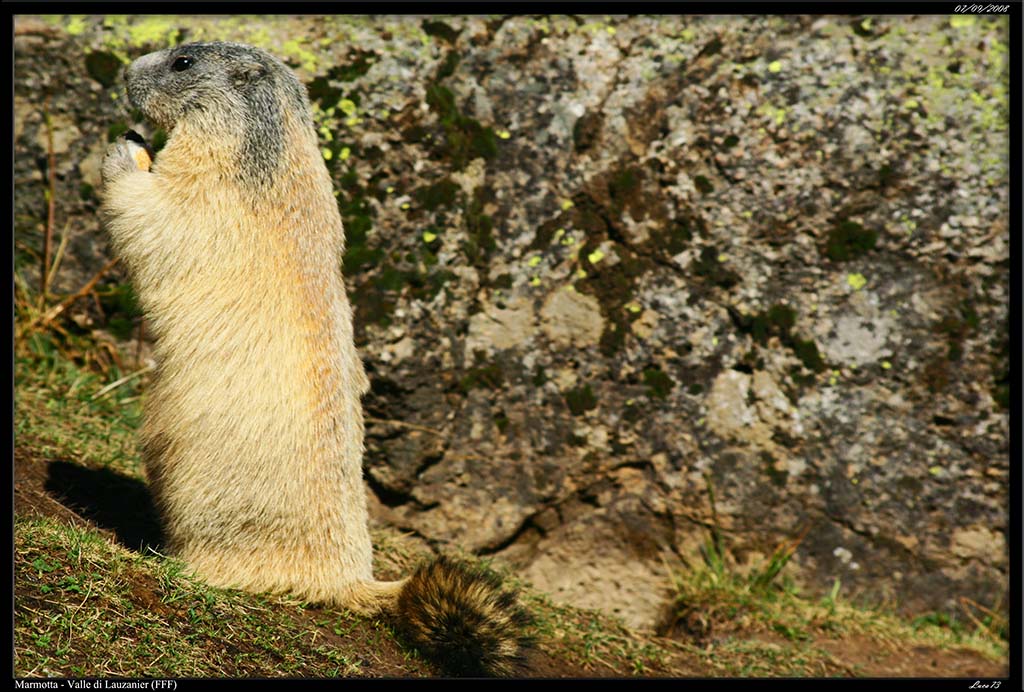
[43,460,164,553]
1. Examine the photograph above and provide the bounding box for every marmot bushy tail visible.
[398,557,534,677]
[99,40,532,677]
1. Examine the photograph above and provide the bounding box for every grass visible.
[16,330,144,476]
[14,515,425,677]
[13,308,676,677]
[14,256,147,476]
[656,479,1009,677]
[13,281,436,677]
[15,500,681,677]
[12,275,1009,679]
[522,589,676,675]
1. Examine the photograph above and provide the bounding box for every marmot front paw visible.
[102,130,154,185]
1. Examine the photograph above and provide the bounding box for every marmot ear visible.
[232,60,267,86]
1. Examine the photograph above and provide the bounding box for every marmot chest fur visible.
[101,41,530,676]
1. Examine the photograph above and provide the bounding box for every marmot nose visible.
[124,49,167,110]
[126,49,167,81]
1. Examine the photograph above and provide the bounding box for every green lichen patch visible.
[422,20,462,45]
[435,50,461,81]
[693,175,715,195]
[936,299,979,362]
[695,34,724,59]
[531,366,548,387]
[337,176,447,332]
[550,166,680,355]
[564,384,598,416]
[730,304,827,375]
[459,362,505,393]
[825,220,878,262]
[876,163,897,188]
[693,246,740,289]
[761,451,788,487]
[608,166,645,218]
[643,368,674,400]
[750,304,797,343]
[647,214,698,259]
[64,15,89,36]
[306,75,345,109]
[350,284,396,331]
[425,85,499,170]
[127,17,181,48]
[462,187,497,269]
[528,217,567,251]
[329,50,377,83]
[791,338,826,374]
[575,248,647,357]
[359,261,454,319]
[573,111,604,153]
[85,51,123,88]
[347,207,456,329]
[341,240,383,277]
[851,16,883,39]
[990,333,1009,410]
[491,273,514,290]
[406,268,456,303]
[340,192,381,275]
[414,178,459,211]
[375,267,407,292]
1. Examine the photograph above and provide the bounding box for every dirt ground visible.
[14,445,1008,679]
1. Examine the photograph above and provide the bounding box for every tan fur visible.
[102,82,398,615]
[101,44,532,675]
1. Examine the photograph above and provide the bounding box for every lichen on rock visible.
[13,13,1010,632]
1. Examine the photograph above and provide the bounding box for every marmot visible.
[100,41,531,677]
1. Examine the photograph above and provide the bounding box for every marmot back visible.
[100,41,531,677]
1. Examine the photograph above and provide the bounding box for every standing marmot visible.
[100,41,531,676]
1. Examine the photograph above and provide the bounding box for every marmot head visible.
[124,41,312,187]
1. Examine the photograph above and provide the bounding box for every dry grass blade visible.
[16,258,119,341]
[90,364,155,401]
[14,270,40,318]
[959,597,1008,638]
[750,523,812,590]
[45,221,73,290]
[42,99,56,303]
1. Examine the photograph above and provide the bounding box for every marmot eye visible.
[172,56,194,72]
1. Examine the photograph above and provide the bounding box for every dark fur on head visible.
[396,556,535,677]
[124,41,310,189]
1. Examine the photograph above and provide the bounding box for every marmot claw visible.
[101,131,152,185]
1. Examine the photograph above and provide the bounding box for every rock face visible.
[14,15,1010,630]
